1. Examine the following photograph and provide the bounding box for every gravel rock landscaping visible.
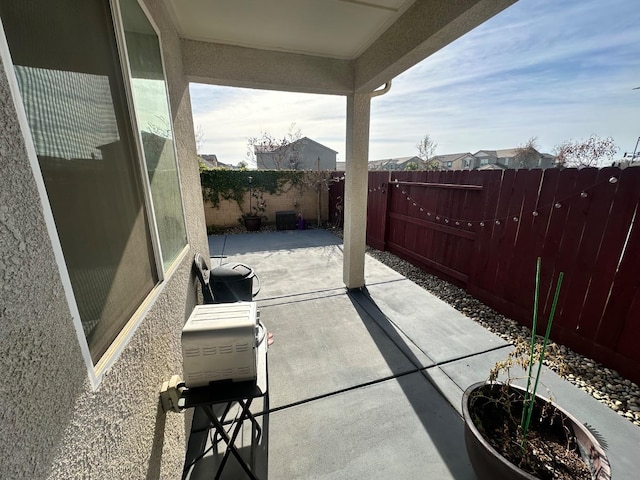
[364,244,640,429]
[214,225,640,428]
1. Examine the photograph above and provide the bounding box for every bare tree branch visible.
[247,124,304,170]
[417,133,440,170]
[514,137,540,169]
[553,135,618,168]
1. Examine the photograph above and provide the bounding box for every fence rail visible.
[330,167,640,384]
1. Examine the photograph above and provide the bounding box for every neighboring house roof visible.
[200,154,218,169]
[495,148,520,158]
[431,152,473,163]
[200,159,217,169]
[473,150,498,158]
[255,136,337,170]
[339,149,556,173]
[477,163,506,170]
[297,136,338,154]
[200,154,235,169]
[256,136,338,154]
[436,148,556,170]
[368,156,421,170]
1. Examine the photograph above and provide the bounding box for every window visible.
[446,161,453,167]
[120,0,187,269]
[480,158,489,165]
[0,0,186,363]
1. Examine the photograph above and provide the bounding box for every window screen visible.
[1,0,158,362]
[120,0,187,270]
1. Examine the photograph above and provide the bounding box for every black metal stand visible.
[180,339,268,479]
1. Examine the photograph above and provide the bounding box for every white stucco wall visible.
[0,0,208,477]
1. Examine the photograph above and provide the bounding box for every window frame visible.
[112,0,190,274]
[97,0,191,380]
[0,0,190,388]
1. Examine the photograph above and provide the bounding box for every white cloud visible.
[191,86,345,163]
[191,0,640,164]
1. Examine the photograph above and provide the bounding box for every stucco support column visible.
[343,92,371,289]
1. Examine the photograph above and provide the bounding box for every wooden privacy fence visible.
[331,167,640,384]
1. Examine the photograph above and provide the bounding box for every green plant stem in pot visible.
[521,258,564,447]
[462,257,610,479]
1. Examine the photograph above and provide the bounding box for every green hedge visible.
[200,169,306,210]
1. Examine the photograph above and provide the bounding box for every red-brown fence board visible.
[404,173,420,255]
[503,169,543,310]
[366,172,388,250]
[617,288,640,363]
[491,169,523,298]
[430,171,451,274]
[360,167,640,385]
[596,169,640,351]
[568,167,619,345]
[526,169,560,330]
[447,170,473,277]
[446,172,461,273]
[588,168,640,347]
[537,168,579,336]
[468,170,503,303]
[328,172,345,228]
[552,168,599,335]
[485,169,518,303]
[442,170,464,273]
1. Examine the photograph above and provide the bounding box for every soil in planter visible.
[469,384,591,479]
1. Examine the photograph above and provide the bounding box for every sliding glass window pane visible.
[0,0,158,362]
[120,0,187,270]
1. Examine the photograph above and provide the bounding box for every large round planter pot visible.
[462,382,611,480]
[243,216,262,232]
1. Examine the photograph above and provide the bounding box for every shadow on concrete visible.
[183,403,270,480]
[347,287,476,479]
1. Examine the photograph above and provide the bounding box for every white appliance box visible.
[181,302,258,387]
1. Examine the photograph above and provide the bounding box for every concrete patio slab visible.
[187,231,640,480]
[258,291,427,410]
[184,404,269,480]
[207,231,404,300]
[424,346,514,417]
[208,229,343,257]
[266,372,475,480]
[364,280,508,364]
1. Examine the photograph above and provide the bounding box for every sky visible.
[189,0,640,166]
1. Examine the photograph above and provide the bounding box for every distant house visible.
[431,152,476,170]
[435,148,556,171]
[256,137,337,170]
[540,153,556,167]
[367,156,423,171]
[199,154,235,169]
[473,150,498,169]
[477,163,505,171]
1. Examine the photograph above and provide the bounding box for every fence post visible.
[380,171,392,250]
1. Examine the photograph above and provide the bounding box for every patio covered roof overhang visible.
[165,0,517,288]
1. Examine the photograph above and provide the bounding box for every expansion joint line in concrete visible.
[250,344,512,422]
[350,287,513,412]
[256,367,425,418]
